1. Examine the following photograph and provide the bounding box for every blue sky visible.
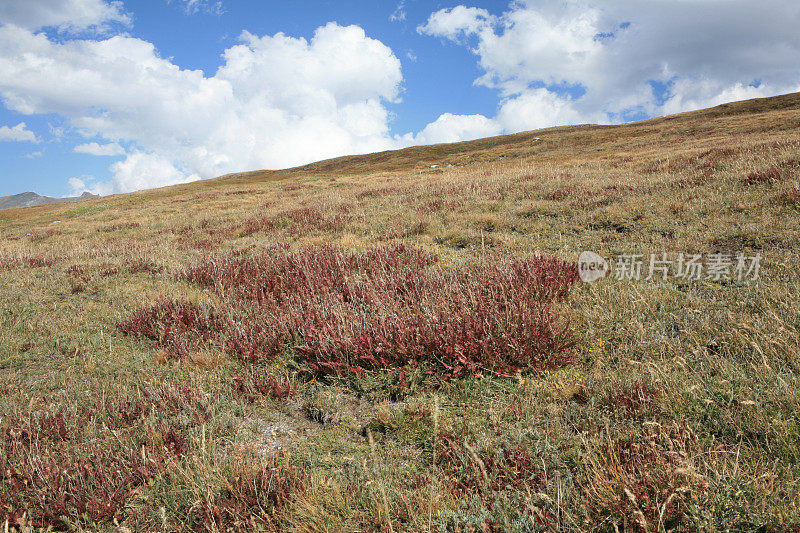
[1,0,799,198]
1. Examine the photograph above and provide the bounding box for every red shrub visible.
[226,188,260,196]
[433,434,555,529]
[546,186,579,201]
[24,255,55,267]
[126,244,578,378]
[147,382,216,424]
[100,267,119,277]
[0,376,219,529]
[584,424,707,531]
[117,299,223,359]
[784,187,800,207]
[98,222,141,233]
[92,382,215,428]
[3,410,70,444]
[240,214,275,236]
[0,254,58,269]
[419,198,462,212]
[65,264,91,282]
[239,206,350,237]
[188,453,307,532]
[285,206,350,236]
[746,160,798,185]
[0,403,195,529]
[435,434,547,496]
[158,426,191,456]
[224,312,285,363]
[602,379,661,416]
[181,243,435,305]
[126,259,164,275]
[0,443,161,528]
[232,368,295,403]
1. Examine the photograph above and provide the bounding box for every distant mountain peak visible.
[0,191,99,211]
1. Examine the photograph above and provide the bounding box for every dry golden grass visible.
[1,92,799,531]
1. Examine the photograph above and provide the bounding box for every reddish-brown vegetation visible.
[120,244,578,377]
[1,441,161,528]
[0,381,215,529]
[117,299,223,359]
[240,206,351,237]
[602,379,662,416]
[100,266,119,277]
[189,453,307,532]
[584,424,708,531]
[98,222,141,233]
[0,254,58,270]
[231,368,295,403]
[642,147,741,174]
[434,434,555,529]
[125,258,164,275]
[784,186,800,207]
[436,434,547,497]
[746,159,799,185]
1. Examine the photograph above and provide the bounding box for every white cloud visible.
[0,22,403,193]
[0,122,39,142]
[24,150,43,159]
[0,0,130,33]
[68,176,87,193]
[7,1,800,195]
[74,141,124,156]
[68,174,109,195]
[168,0,224,15]
[418,6,494,41]
[409,113,502,145]
[417,0,800,137]
[496,89,601,133]
[659,80,788,117]
[390,1,406,23]
[108,150,197,193]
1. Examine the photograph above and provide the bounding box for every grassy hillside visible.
[1,93,799,531]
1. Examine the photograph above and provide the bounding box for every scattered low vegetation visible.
[1,94,799,530]
[120,244,577,379]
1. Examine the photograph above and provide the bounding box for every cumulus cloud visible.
[0,19,403,193]
[109,150,198,193]
[496,89,601,134]
[74,141,124,156]
[0,122,39,142]
[68,176,87,192]
[418,6,494,41]
[0,0,130,33]
[409,113,501,145]
[417,0,800,138]
[68,174,108,195]
[5,0,800,194]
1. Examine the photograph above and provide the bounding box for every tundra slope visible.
[0,93,799,531]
